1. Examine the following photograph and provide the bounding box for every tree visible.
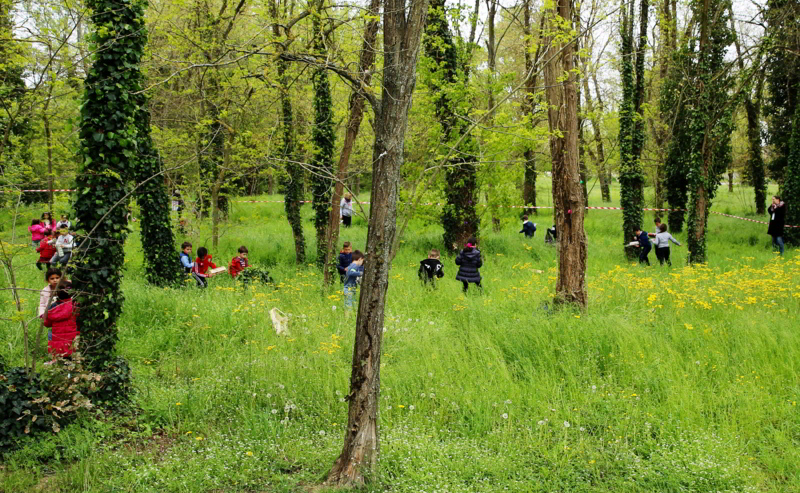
[272,0,306,265]
[784,102,800,244]
[326,0,430,484]
[422,0,479,252]
[684,0,734,263]
[323,0,381,284]
[543,0,587,309]
[764,0,800,183]
[132,96,181,287]
[72,0,144,367]
[522,3,545,211]
[730,13,767,215]
[618,0,648,255]
[310,0,335,268]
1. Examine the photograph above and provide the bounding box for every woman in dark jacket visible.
[767,196,786,256]
[455,237,483,293]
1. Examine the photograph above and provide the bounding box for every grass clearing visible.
[1,183,798,492]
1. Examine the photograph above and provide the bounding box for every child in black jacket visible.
[419,249,444,286]
[455,237,482,293]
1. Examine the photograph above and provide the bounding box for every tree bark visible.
[591,74,611,201]
[43,82,54,213]
[272,0,305,264]
[323,0,380,284]
[522,3,544,213]
[583,73,609,202]
[543,0,587,309]
[326,0,429,484]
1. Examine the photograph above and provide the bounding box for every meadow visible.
[1,181,798,492]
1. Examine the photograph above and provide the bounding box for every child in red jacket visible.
[229,245,250,278]
[43,281,79,358]
[192,246,218,288]
[36,231,57,269]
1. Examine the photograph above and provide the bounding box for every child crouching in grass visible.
[191,246,217,288]
[343,250,364,309]
[229,245,250,278]
[418,249,444,287]
[43,281,79,359]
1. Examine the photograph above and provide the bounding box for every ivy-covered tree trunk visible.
[73,0,142,368]
[784,103,800,245]
[133,103,180,286]
[423,0,479,252]
[271,0,305,264]
[618,0,647,257]
[310,1,335,268]
[543,0,587,309]
[685,0,734,264]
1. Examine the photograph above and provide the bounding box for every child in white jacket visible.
[653,224,680,266]
[49,228,74,267]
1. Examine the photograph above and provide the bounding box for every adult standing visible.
[340,193,353,228]
[767,195,786,256]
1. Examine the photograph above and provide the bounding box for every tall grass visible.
[1,183,797,492]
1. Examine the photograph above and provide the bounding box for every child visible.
[229,245,250,278]
[179,241,194,274]
[455,237,482,293]
[36,230,57,269]
[49,228,74,267]
[41,212,54,232]
[337,242,353,283]
[343,250,364,308]
[519,215,537,238]
[29,219,48,246]
[56,214,71,230]
[39,268,62,317]
[43,281,79,358]
[653,223,680,266]
[633,227,651,266]
[545,225,557,244]
[340,194,354,228]
[418,249,444,286]
[191,246,217,288]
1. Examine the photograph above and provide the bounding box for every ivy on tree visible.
[422,0,480,252]
[310,1,335,268]
[783,103,800,244]
[618,0,647,256]
[71,0,143,368]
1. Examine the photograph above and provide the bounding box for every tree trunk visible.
[273,0,305,264]
[543,0,587,309]
[591,74,611,201]
[583,74,609,202]
[326,0,429,484]
[212,131,232,249]
[43,84,54,213]
[323,0,380,285]
[486,0,497,121]
[522,2,543,213]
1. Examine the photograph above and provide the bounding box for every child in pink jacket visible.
[29,219,48,246]
[43,281,78,357]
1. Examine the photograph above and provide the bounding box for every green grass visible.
[1,182,798,492]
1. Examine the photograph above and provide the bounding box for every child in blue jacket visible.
[343,250,364,309]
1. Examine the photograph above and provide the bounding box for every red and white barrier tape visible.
[0,189,76,192]
[4,191,796,228]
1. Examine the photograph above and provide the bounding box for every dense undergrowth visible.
[1,183,798,492]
